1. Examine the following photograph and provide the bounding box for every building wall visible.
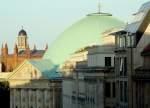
[115,33,128,108]
[62,76,104,108]
[1,54,43,72]
[88,46,115,67]
[127,23,150,108]
[62,79,74,108]
[6,60,62,108]
[0,62,2,72]
[10,88,52,108]
[88,53,114,67]
[133,23,150,69]
[9,79,61,108]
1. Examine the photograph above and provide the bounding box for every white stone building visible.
[0,59,62,108]
[62,41,116,108]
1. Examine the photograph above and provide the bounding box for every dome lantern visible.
[18,26,27,36]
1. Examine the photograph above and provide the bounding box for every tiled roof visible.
[18,50,45,56]
[125,1,150,33]
[28,59,62,79]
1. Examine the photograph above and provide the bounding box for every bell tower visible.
[17,26,28,51]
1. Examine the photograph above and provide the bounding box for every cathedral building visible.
[0,28,48,72]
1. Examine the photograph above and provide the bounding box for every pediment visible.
[8,60,42,80]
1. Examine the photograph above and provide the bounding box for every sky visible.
[0,0,149,53]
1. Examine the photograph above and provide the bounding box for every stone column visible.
[53,85,55,108]
[36,89,38,108]
[13,89,16,108]
[20,89,23,108]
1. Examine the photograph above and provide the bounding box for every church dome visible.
[44,13,124,65]
[18,29,27,36]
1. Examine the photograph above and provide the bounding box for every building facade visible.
[113,1,150,108]
[132,44,150,108]
[0,59,62,108]
[114,30,128,108]
[62,43,117,108]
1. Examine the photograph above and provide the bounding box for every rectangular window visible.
[120,57,127,76]
[127,35,136,47]
[119,36,126,48]
[105,107,110,108]
[124,82,128,102]
[113,82,116,98]
[120,81,123,101]
[119,58,123,76]
[115,57,120,76]
[105,57,111,67]
[105,82,111,97]
[124,57,127,76]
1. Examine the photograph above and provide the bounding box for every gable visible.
[8,60,42,80]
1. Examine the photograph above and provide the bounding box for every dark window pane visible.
[124,57,127,76]
[113,82,116,98]
[105,57,111,67]
[124,82,128,102]
[105,82,111,97]
[120,81,123,101]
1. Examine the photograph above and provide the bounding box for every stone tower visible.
[17,27,28,51]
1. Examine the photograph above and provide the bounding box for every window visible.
[105,57,111,67]
[105,82,111,97]
[119,58,123,76]
[127,35,136,47]
[124,82,128,102]
[124,57,127,76]
[120,57,127,76]
[120,81,123,101]
[118,35,126,48]
[113,82,116,98]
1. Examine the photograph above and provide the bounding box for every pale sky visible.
[0,0,149,53]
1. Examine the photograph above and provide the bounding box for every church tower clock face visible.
[17,27,28,51]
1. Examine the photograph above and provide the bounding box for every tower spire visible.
[45,43,48,50]
[98,0,101,14]
[1,43,3,49]
[33,44,37,50]
[14,43,18,55]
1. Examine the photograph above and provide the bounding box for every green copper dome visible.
[44,13,124,65]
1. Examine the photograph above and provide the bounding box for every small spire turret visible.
[14,43,18,55]
[98,0,101,14]
[33,44,37,50]
[45,43,48,50]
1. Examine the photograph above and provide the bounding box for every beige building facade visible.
[62,41,117,108]
[0,59,62,108]
[113,1,150,108]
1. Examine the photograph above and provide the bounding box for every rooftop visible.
[28,59,62,79]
